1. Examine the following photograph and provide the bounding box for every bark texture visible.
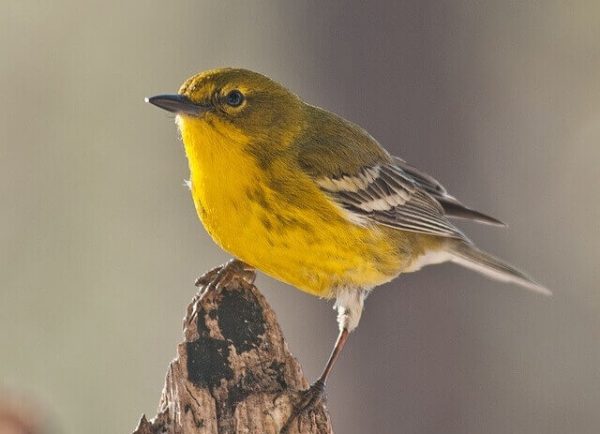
[132,270,333,434]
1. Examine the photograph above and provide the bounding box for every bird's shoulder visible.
[294,104,392,178]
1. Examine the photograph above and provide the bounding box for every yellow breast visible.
[178,116,407,297]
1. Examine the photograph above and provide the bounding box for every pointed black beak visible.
[145,94,210,116]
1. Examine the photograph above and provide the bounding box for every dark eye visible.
[226,90,244,107]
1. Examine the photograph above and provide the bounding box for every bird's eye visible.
[225,90,244,107]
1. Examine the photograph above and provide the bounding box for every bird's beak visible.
[145,94,211,116]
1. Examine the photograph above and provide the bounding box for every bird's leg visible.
[281,327,350,433]
[281,288,366,432]
[194,258,256,294]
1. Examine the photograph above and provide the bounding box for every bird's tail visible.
[448,241,551,295]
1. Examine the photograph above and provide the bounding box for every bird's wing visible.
[392,157,506,226]
[295,106,500,234]
[315,162,467,239]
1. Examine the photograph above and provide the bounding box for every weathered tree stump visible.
[132,269,333,434]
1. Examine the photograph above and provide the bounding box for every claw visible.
[188,260,255,325]
[195,259,256,294]
[202,259,255,294]
[194,265,224,287]
[281,380,326,433]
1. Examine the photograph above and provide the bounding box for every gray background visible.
[1,1,599,433]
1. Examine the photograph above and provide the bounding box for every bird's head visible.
[146,68,304,154]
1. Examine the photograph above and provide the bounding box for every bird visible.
[146,67,549,427]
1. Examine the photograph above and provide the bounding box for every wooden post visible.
[132,268,333,434]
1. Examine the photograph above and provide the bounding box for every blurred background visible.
[1,1,599,433]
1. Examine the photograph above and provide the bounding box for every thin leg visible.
[281,328,350,433]
[317,327,349,385]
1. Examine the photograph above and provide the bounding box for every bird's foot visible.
[188,259,256,325]
[194,259,256,295]
[281,379,326,433]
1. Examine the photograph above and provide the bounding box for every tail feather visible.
[448,242,551,295]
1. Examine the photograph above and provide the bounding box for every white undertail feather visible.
[404,250,453,272]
